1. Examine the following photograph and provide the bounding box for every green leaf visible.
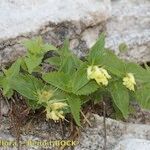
[74,81,99,95]
[101,50,126,77]
[67,95,81,126]
[11,74,43,100]
[109,81,129,118]
[41,43,57,53]
[135,85,150,109]
[72,64,89,93]
[1,77,12,96]
[42,72,71,92]
[60,39,71,56]
[24,55,43,74]
[91,90,103,104]
[1,58,21,96]
[58,39,83,74]
[59,40,80,74]
[88,33,105,64]
[3,58,21,77]
[125,62,150,83]
[119,43,128,53]
[23,37,57,55]
[59,56,77,74]
[0,73,4,88]
[45,56,61,67]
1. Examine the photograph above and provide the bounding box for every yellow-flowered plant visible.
[1,34,150,126]
[46,102,68,121]
[87,66,111,86]
[123,73,136,91]
[37,90,53,104]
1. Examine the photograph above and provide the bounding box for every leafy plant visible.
[0,35,150,126]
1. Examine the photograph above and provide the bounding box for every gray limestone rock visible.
[0,0,111,66]
[75,114,150,150]
[0,0,150,66]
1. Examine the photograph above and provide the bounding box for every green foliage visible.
[88,33,105,65]
[23,37,57,73]
[67,94,81,126]
[125,62,150,83]
[43,72,71,92]
[0,34,150,126]
[135,85,150,109]
[108,81,129,118]
[119,43,128,53]
[23,37,57,55]
[1,58,21,97]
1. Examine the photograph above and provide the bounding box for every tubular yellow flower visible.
[99,68,111,79]
[87,65,111,86]
[46,110,60,121]
[45,102,67,121]
[50,102,68,110]
[37,90,53,104]
[123,73,136,91]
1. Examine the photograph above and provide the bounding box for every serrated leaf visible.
[45,56,61,67]
[109,81,129,118]
[125,62,150,83]
[60,39,70,56]
[3,58,21,77]
[42,72,71,92]
[72,63,89,93]
[135,86,150,109]
[23,37,57,55]
[42,43,57,53]
[23,37,43,55]
[24,55,43,74]
[59,56,77,74]
[74,81,99,95]
[88,33,105,64]
[58,39,83,74]
[11,74,43,100]
[101,50,126,77]
[67,94,81,126]
[1,58,21,96]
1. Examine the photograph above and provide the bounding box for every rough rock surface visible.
[107,0,150,62]
[75,114,150,150]
[0,0,111,66]
[0,0,150,66]
[82,0,150,63]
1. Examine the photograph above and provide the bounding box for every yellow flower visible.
[123,73,136,91]
[87,66,111,86]
[45,102,67,121]
[50,102,68,110]
[46,110,60,121]
[38,90,53,104]
[46,110,65,121]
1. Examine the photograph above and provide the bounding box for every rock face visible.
[0,0,111,66]
[75,114,150,150]
[0,0,150,66]
[106,0,150,63]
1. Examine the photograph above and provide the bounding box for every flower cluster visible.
[87,66,111,86]
[123,73,136,91]
[37,90,68,121]
[46,102,68,121]
[87,66,136,91]
[37,90,53,104]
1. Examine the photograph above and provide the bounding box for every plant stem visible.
[103,100,107,150]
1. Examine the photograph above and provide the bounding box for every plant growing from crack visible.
[0,34,150,126]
